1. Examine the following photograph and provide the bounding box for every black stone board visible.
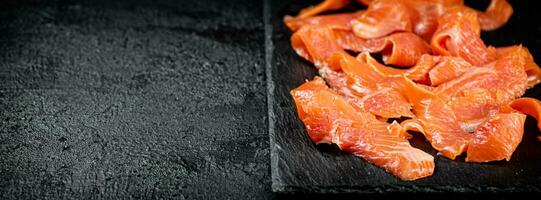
[267,0,541,194]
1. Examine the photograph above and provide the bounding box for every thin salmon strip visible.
[434,47,528,134]
[406,0,464,40]
[361,32,431,67]
[336,31,430,67]
[403,77,472,159]
[430,7,496,66]
[509,98,541,132]
[321,55,414,118]
[477,0,513,31]
[435,47,528,104]
[466,112,526,162]
[496,45,541,87]
[284,0,351,28]
[358,52,435,84]
[357,52,472,85]
[291,77,434,180]
[428,56,472,86]
[292,24,430,68]
[329,52,405,96]
[358,88,414,118]
[284,11,363,32]
[291,25,345,69]
[351,0,417,39]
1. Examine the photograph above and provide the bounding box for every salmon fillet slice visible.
[291,77,434,180]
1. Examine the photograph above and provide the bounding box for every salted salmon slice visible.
[358,88,414,118]
[427,56,472,86]
[328,51,405,96]
[430,7,496,66]
[291,77,434,180]
[358,52,434,84]
[466,112,526,162]
[285,11,363,32]
[509,98,541,133]
[402,77,472,159]
[433,47,528,135]
[405,0,464,40]
[291,25,345,69]
[477,0,513,31]
[357,52,472,86]
[292,23,430,68]
[321,55,414,118]
[351,0,417,39]
[336,31,430,67]
[284,0,351,28]
[496,45,541,87]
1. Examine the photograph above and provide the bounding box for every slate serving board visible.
[267,0,541,193]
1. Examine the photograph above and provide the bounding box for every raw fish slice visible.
[284,0,351,27]
[291,77,434,180]
[358,88,414,118]
[466,112,526,162]
[351,0,417,39]
[428,56,472,86]
[357,52,435,84]
[321,57,414,118]
[328,52,405,96]
[336,31,430,67]
[430,7,496,66]
[477,0,513,31]
[291,25,345,69]
[402,77,472,159]
[285,11,363,31]
[509,98,541,132]
[496,46,541,87]
[406,0,464,40]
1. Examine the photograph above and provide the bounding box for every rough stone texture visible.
[0,0,272,199]
[269,0,541,194]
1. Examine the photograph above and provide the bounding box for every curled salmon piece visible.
[496,45,541,87]
[358,53,435,84]
[284,11,363,32]
[357,52,472,85]
[329,52,405,95]
[358,88,414,118]
[509,98,541,133]
[427,56,472,86]
[291,25,345,69]
[434,47,528,132]
[352,0,417,39]
[406,0,464,40]
[284,0,351,28]
[431,7,496,66]
[477,0,513,31]
[436,46,529,104]
[466,111,526,162]
[323,53,414,118]
[336,31,430,67]
[403,77,472,160]
[292,24,430,68]
[291,77,434,181]
[359,32,431,67]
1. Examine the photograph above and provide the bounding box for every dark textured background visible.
[0,0,272,199]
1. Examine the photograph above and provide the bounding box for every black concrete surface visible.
[0,0,272,199]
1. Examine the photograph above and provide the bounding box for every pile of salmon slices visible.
[286,0,541,181]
